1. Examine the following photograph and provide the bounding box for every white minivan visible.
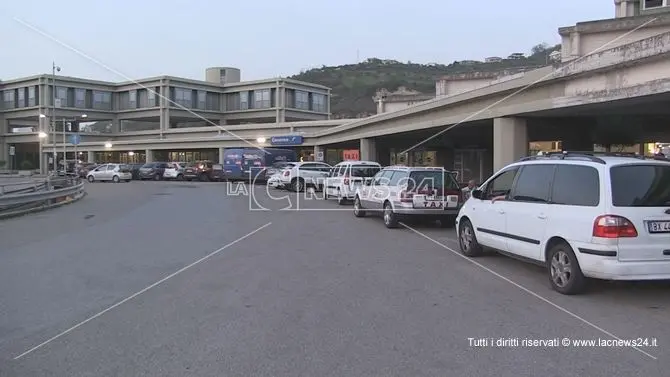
[325,161,382,204]
[456,152,670,295]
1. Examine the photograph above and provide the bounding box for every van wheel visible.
[337,189,346,205]
[153,174,161,181]
[458,219,483,257]
[353,196,366,217]
[112,175,120,183]
[383,201,398,228]
[548,242,587,295]
[87,176,94,183]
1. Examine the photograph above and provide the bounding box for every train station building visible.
[3,0,670,182]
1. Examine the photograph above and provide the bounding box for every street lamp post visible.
[52,62,61,173]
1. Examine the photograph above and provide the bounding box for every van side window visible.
[551,165,600,206]
[484,168,518,200]
[511,165,555,203]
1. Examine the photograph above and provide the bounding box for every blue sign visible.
[69,134,81,145]
[270,135,303,146]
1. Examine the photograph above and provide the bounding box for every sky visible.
[1,0,613,83]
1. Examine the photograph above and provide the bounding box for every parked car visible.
[163,162,188,180]
[127,163,144,180]
[266,162,298,189]
[456,151,670,295]
[325,160,382,204]
[210,164,226,181]
[139,162,169,180]
[183,161,214,181]
[278,161,332,192]
[353,166,463,228]
[86,163,132,183]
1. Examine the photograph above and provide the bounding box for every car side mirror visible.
[471,189,483,199]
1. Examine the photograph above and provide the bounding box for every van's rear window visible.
[611,164,670,206]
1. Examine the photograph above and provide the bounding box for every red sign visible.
[343,149,360,161]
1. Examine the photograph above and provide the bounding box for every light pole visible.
[52,62,61,173]
[39,114,47,174]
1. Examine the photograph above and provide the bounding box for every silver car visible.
[86,163,133,183]
[353,166,463,228]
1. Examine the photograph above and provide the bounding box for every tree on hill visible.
[291,43,560,118]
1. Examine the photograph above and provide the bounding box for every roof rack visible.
[519,151,606,164]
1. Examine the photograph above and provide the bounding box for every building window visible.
[239,91,249,110]
[197,91,206,110]
[147,88,156,107]
[311,93,326,112]
[17,88,26,107]
[206,92,220,111]
[285,89,295,108]
[75,88,86,108]
[173,87,192,108]
[93,90,112,110]
[254,89,271,109]
[295,90,309,110]
[28,86,36,106]
[226,93,240,110]
[643,0,665,8]
[128,90,137,109]
[3,90,15,109]
[52,86,69,107]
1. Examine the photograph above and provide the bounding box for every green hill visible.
[291,43,560,118]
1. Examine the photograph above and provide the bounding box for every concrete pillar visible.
[275,87,286,123]
[160,84,171,131]
[493,117,528,172]
[87,151,95,163]
[111,118,121,133]
[360,138,377,161]
[145,149,153,163]
[218,147,225,165]
[314,145,324,162]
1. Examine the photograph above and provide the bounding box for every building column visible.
[360,138,377,161]
[87,151,95,163]
[314,145,325,162]
[160,83,171,132]
[218,147,225,165]
[493,117,528,172]
[145,149,153,163]
[275,86,286,123]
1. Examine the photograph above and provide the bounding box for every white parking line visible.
[399,222,659,360]
[13,222,273,360]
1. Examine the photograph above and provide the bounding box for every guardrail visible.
[0,175,86,218]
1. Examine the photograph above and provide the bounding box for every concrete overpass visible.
[309,29,670,172]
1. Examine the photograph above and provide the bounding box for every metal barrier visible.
[0,175,86,217]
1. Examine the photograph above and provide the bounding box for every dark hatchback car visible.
[127,163,144,180]
[139,162,169,180]
[184,161,215,181]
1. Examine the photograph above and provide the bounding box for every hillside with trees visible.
[291,43,560,118]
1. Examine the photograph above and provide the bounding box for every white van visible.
[324,161,382,204]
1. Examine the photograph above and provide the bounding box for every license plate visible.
[648,221,670,233]
[186,169,193,173]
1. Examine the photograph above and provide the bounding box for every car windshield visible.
[350,165,381,177]
[611,164,670,206]
[407,170,460,191]
[141,163,155,168]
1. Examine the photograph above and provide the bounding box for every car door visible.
[505,164,555,261]
[370,170,395,211]
[471,167,519,252]
[360,170,383,208]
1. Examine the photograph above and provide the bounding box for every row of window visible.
[643,0,668,9]
[1,86,329,113]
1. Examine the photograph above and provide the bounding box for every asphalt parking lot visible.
[1,180,669,376]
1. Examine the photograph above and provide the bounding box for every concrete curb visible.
[0,191,87,220]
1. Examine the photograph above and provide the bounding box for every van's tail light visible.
[283,171,290,177]
[593,215,638,238]
[400,190,414,202]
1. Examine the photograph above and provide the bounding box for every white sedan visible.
[87,163,132,183]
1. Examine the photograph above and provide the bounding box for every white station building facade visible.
[3,0,670,182]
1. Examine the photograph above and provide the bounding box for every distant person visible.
[462,179,477,200]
